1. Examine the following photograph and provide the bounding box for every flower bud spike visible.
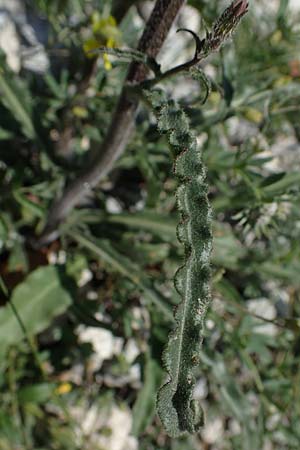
[203,0,249,53]
[232,0,249,18]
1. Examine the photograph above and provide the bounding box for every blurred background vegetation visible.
[0,0,300,449]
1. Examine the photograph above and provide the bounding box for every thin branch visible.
[143,0,249,88]
[88,46,161,76]
[37,0,185,246]
[142,30,204,89]
[37,0,249,246]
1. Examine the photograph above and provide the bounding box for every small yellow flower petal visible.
[107,37,115,49]
[83,37,100,57]
[243,107,263,124]
[103,53,112,71]
[55,383,72,395]
[72,106,88,118]
[92,14,120,43]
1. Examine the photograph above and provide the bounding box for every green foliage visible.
[89,46,161,74]
[70,230,173,319]
[0,54,36,139]
[0,0,300,449]
[132,353,162,436]
[18,382,56,404]
[0,266,72,356]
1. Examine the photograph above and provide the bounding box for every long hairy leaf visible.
[145,90,212,437]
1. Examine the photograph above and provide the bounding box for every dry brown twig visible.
[37,0,248,246]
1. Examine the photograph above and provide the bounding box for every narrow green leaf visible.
[13,190,45,219]
[106,211,177,240]
[0,58,36,139]
[259,172,286,188]
[262,172,300,197]
[189,67,212,104]
[68,231,173,320]
[107,213,245,269]
[0,127,13,140]
[88,46,160,74]
[259,261,300,285]
[132,355,162,436]
[18,383,56,404]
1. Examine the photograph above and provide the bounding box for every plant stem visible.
[37,0,185,246]
[8,348,31,448]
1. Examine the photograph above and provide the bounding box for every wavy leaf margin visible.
[145,89,213,437]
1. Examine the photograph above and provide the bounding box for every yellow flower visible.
[243,107,263,124]
[72,106,88,118]
[83,37,100,55]
[92,14,119,40]
[55,382,72,395]
[103,53,112,70]
[83,14,121,70]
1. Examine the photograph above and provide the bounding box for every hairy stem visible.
[38,0,185,245]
